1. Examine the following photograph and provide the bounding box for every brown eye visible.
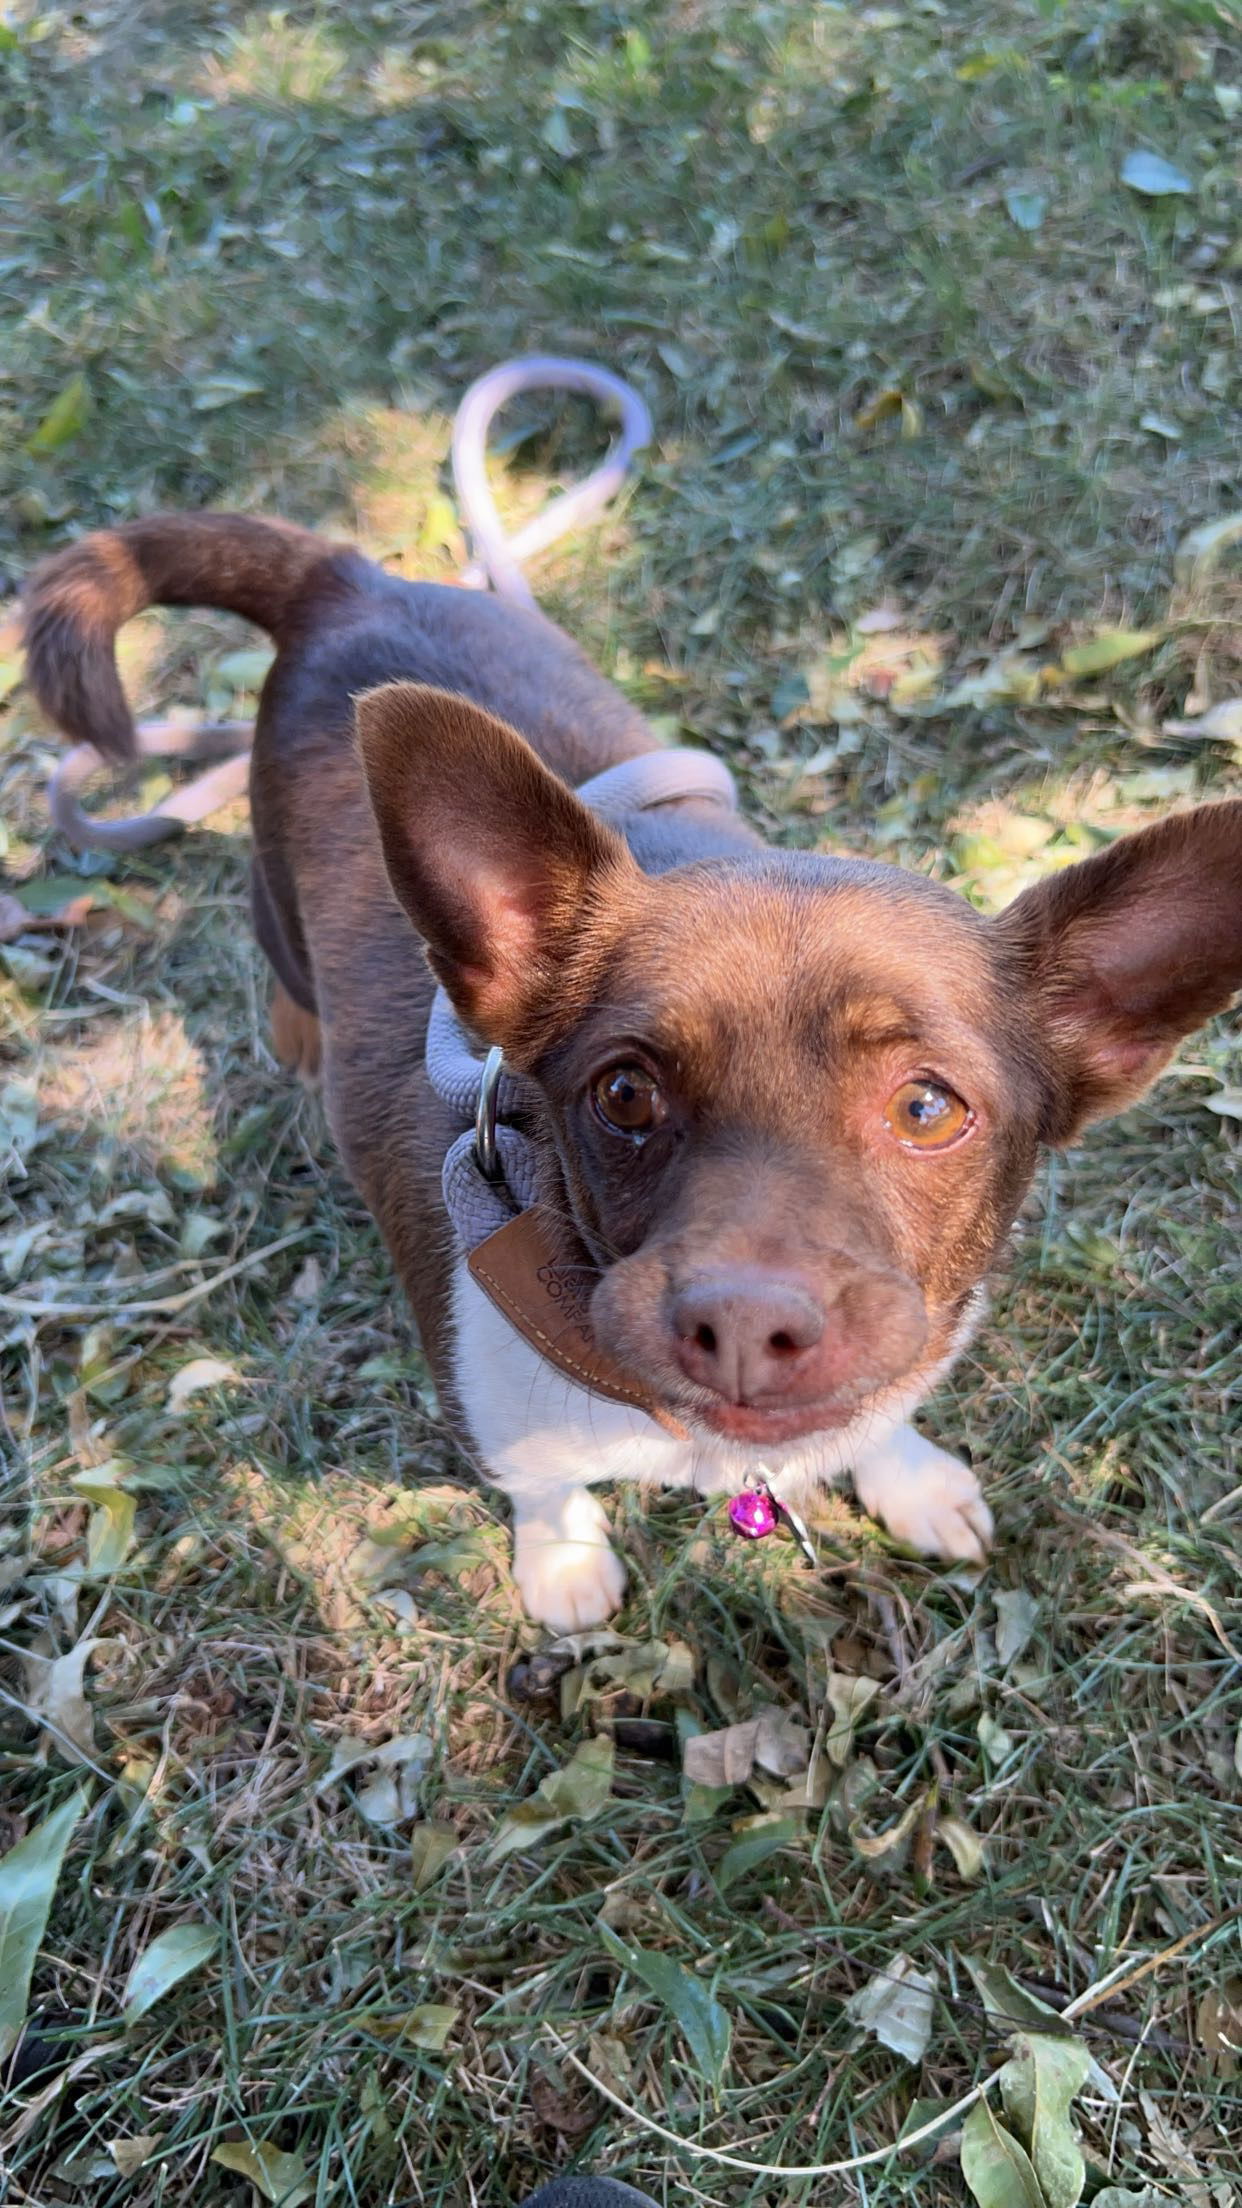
[593,1065,664,1137]
[884,1079,972,1150]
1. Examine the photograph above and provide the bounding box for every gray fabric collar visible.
[425,745,738,1252]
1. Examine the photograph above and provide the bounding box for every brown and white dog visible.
[24,514,1242,1629]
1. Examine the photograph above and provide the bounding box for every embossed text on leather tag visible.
[467,1206,689,1439]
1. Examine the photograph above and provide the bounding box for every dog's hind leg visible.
[251,851,322,1083]
[270,980,322,1084]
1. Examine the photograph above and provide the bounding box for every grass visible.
[1,0,1240,2202]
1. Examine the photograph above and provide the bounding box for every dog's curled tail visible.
[23,511,348,762]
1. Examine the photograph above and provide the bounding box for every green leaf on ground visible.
[1057,630,1160,679]
[213,648,273,691]
[490,1735,615,1860]
[1121,151,1193,197]
[715,1814,801,1892]
[0,1789,91,2062]
[601,1928,732,2087]
[192,375,266,410]
[123,1923,220,2023]
[84,1487,137,1578]
[211,2141,313,2206]
[999,2033,1090,2208]
[26,372,91,453]
[960,2097,1046,2208]
[1004,190,1046,232]
[960,1956,1063,2034]
[401,2002,459,2051]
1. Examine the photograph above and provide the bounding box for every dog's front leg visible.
[850,1424,993,1564]
[452,1263,681,1631]
[501,1471,628,1633]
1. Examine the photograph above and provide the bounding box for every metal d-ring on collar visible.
[473,1045,507,1182]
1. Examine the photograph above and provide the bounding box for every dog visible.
[24,513,1242,1630]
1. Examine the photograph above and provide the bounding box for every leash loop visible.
[452,355,653,607]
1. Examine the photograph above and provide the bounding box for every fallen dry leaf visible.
[166,1358,241,1413]
[850,1789,927,1864]
[409,1820,457,1892]
[1195,1978,1242,2076]
[211,2141,312,2207]
[753,1705,811,1778]
[845,1953,937,2062]
[977,1712,1015,1765]
[107,2136,162,2178]
[315,1732,433,1826]
[683,1718,760,1789]
[938,1812,985,1880]
[855,385,922,437]
[994,1589,1038,1671]
[825,1673,881,1768]
[24,1636,107,1763]
[1175,509,1242,584]
[1138,2089,1210,2201]
[1163,700,1242,745]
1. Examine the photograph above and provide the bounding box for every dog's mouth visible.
[584,1246,957,1449]
[686,1395,867,1446]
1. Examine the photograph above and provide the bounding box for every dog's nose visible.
[671,1270,826,1403]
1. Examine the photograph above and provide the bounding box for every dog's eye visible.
[592,1065,664,1137]
[884,1079,972,1150]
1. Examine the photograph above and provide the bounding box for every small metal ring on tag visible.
[774,1494,818,1569]
[473,1046,506,1181]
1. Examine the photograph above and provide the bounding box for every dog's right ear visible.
[355,682,637,1049]
[995,797,1242,1139]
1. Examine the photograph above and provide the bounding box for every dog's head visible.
[358,683,1242,1453]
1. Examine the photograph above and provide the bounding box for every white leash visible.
[453,354,653,608]
[44,356,655,852]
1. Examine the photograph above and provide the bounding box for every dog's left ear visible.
[995,799,1242,1140]
[355,682,637,1049]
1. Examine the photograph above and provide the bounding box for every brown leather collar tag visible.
[467,1206,689,1439]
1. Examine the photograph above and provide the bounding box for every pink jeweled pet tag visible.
[727,1478,817,1567]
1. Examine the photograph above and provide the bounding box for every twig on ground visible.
[0,1229,310,1324]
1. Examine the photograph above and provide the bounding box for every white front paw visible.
[511,1532,628,1632]
[507,1485,628,1630]
[853,1430,993,1564]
